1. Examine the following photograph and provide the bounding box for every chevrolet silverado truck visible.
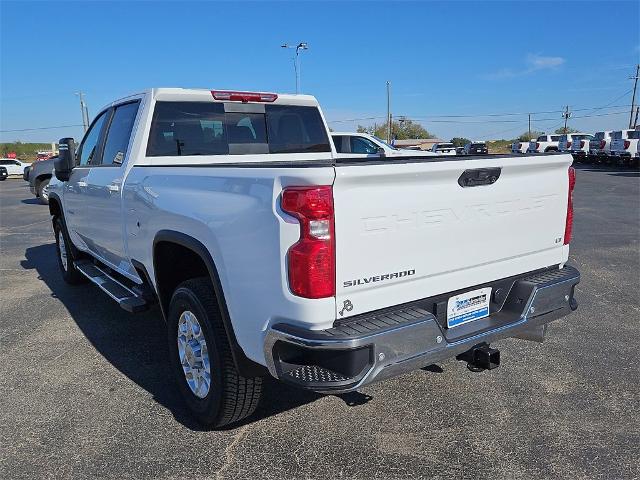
[47,88,580,428]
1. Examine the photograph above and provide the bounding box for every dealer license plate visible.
[447,287,492,328]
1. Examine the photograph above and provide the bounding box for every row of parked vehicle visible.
[511,128,640,167]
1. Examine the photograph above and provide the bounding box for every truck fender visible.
[152,230,266,377]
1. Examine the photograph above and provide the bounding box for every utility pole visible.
[629,64,639,129]
[562,105,571,134]
[281,42,308,94]
[528,113,531,139]
[634,106,639,129]
[386,81,392,143]
[76,92,89,132]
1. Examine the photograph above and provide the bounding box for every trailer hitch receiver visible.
[456,343,500,372]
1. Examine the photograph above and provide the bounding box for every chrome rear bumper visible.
[264,265,580,393]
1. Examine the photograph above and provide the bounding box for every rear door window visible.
[628,131,640,139]
[551,135,560,141]
[100,101,140,166]
[147,101,331,156]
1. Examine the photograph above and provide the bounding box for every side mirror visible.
[376,147,386,157]
[55,137,76,181]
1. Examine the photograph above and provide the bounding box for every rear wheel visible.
[168,277,262,427]
[37,178,51,205]
[54,217,86,285]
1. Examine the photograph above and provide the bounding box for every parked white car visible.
[528,134,560,153]
[512,140,532,154]
[331,132,436,158]
[0,158,28,176]
[610,129,640,166]
[588,131,613,162]
[430,142,457,155]
[558,133,589,153]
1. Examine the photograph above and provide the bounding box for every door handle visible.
[107,184,120,193]
[458,168,502,187]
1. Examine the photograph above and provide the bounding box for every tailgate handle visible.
[458,168,501,187]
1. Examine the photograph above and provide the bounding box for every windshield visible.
[373,136,398,150]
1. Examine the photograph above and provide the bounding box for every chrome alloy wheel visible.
[177,310,211,398]
[41,183,50,201]
[57,230,68,271]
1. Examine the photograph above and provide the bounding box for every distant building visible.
[393,138,443,150]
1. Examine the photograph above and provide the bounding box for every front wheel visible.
[54,217,86,284]
[168,277,262,427]
[37,178,51,205]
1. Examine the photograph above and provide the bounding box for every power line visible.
[327,103,632,124]
[0,125,84,133]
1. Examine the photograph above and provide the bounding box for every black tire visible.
[37,177,51,205]
[54,217,86,285]
[168,277,262,428]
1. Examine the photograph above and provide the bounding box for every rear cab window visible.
[628,131,640,139]
[147,101,331,157]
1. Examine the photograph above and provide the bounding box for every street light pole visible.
[629,64,639,129]
[76,92,89,132]
[281,42,308,94]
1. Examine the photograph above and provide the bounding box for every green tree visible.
[554,126,579,134]
[356,119,435,141]
[450,137,471,147]
[517,131,544,142]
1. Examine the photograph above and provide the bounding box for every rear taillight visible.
[599,140,606,149]
[281,186,335,298]
[567,141,572,148]
[580,140,585,149]
[624,140,631,150]
[211,90,278,103]
[564,167,576,245]
[536,142,540,150]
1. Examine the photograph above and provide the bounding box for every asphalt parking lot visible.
[1,166,639,480]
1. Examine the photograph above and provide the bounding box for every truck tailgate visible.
[332,154,572,319]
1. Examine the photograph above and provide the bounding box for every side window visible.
[332,136,344,153]
[100,102,140,166]
[78,111,108,166]
[351,136,379,154]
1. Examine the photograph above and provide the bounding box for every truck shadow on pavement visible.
[22,243,350,431]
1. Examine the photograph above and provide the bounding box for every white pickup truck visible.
[528,134,561,153]
[610,129,640,167]
[48,88,580,428]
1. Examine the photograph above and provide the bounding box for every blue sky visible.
[1,0,639,143]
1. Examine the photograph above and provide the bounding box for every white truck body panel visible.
[332,155,571,319]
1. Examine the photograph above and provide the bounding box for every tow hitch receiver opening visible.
[456,343,500,372]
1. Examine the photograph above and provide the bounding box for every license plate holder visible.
[447,287,492,328]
